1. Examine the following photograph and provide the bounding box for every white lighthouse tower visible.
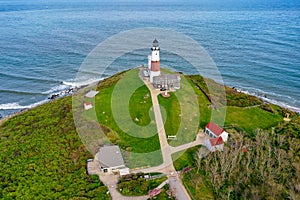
[149,38,161,83]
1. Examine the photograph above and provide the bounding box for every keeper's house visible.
[96,145,130,176]
[153,74,181,90]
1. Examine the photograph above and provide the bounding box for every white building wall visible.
[148,55,152,70]
[151,50,160,61]
[220,131,228,142]
[204,139,213,152]
[204,138,224,152]
[150,71,160,83]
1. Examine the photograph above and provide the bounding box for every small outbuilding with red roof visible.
[204,122,229,152]
[204,136,224,152]
[205,122,228,142]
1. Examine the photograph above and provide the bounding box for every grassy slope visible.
[183,169,214,200]
[225,106,283,133]
[0,97,110,199]
[95,69,162,168]
[186,75,284,133]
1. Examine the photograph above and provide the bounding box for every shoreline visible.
[1,76,299,123]
[235,87,300,114]
[0,85,83,124]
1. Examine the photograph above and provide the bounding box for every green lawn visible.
[129,85,154,126]
[158,75,212,147]
[224,106,283,134]
[158,76,201,146]
[95,69,162,168]
[172,146,200,171]
[158,92,181,136]
[186,78,211,129]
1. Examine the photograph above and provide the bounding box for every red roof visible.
[85,102,92,106]
[209,137,224,146]
[206,122,224,136]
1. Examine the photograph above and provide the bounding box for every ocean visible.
[0,0,299,117]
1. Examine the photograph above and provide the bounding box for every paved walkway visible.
[170,132,205,154]
[141,79,192,200]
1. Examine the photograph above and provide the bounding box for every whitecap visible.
[0,100,48,110]
[42,84,70,94]
[62,78,104,87]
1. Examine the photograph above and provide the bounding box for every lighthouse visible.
[149,38,161,83]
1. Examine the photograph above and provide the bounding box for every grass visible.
[109,68,157,138]
[172,146,201,171]
[186,78,211,129]
[224,106,283,134]
[95,69,162,168]
[158,92,181,136]
[129,85,154,126]
[158,76,202,147]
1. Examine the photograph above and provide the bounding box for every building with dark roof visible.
[96,145,129,174]
[153,74,181,90]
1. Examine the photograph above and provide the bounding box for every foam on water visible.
[42,84,70,94]
[237,88,300,113]
[0,100,48,110]
[62,78,104,88]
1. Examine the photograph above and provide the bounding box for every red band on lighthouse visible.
[151,61,160,72]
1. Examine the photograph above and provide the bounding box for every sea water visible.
[0,0,299,117]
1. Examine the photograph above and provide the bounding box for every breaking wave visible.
[0,100,48,110]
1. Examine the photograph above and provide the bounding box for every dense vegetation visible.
[0,97,110,199]
[118,173,167,196]
[197,129,300,199]
[148,184,176,200]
